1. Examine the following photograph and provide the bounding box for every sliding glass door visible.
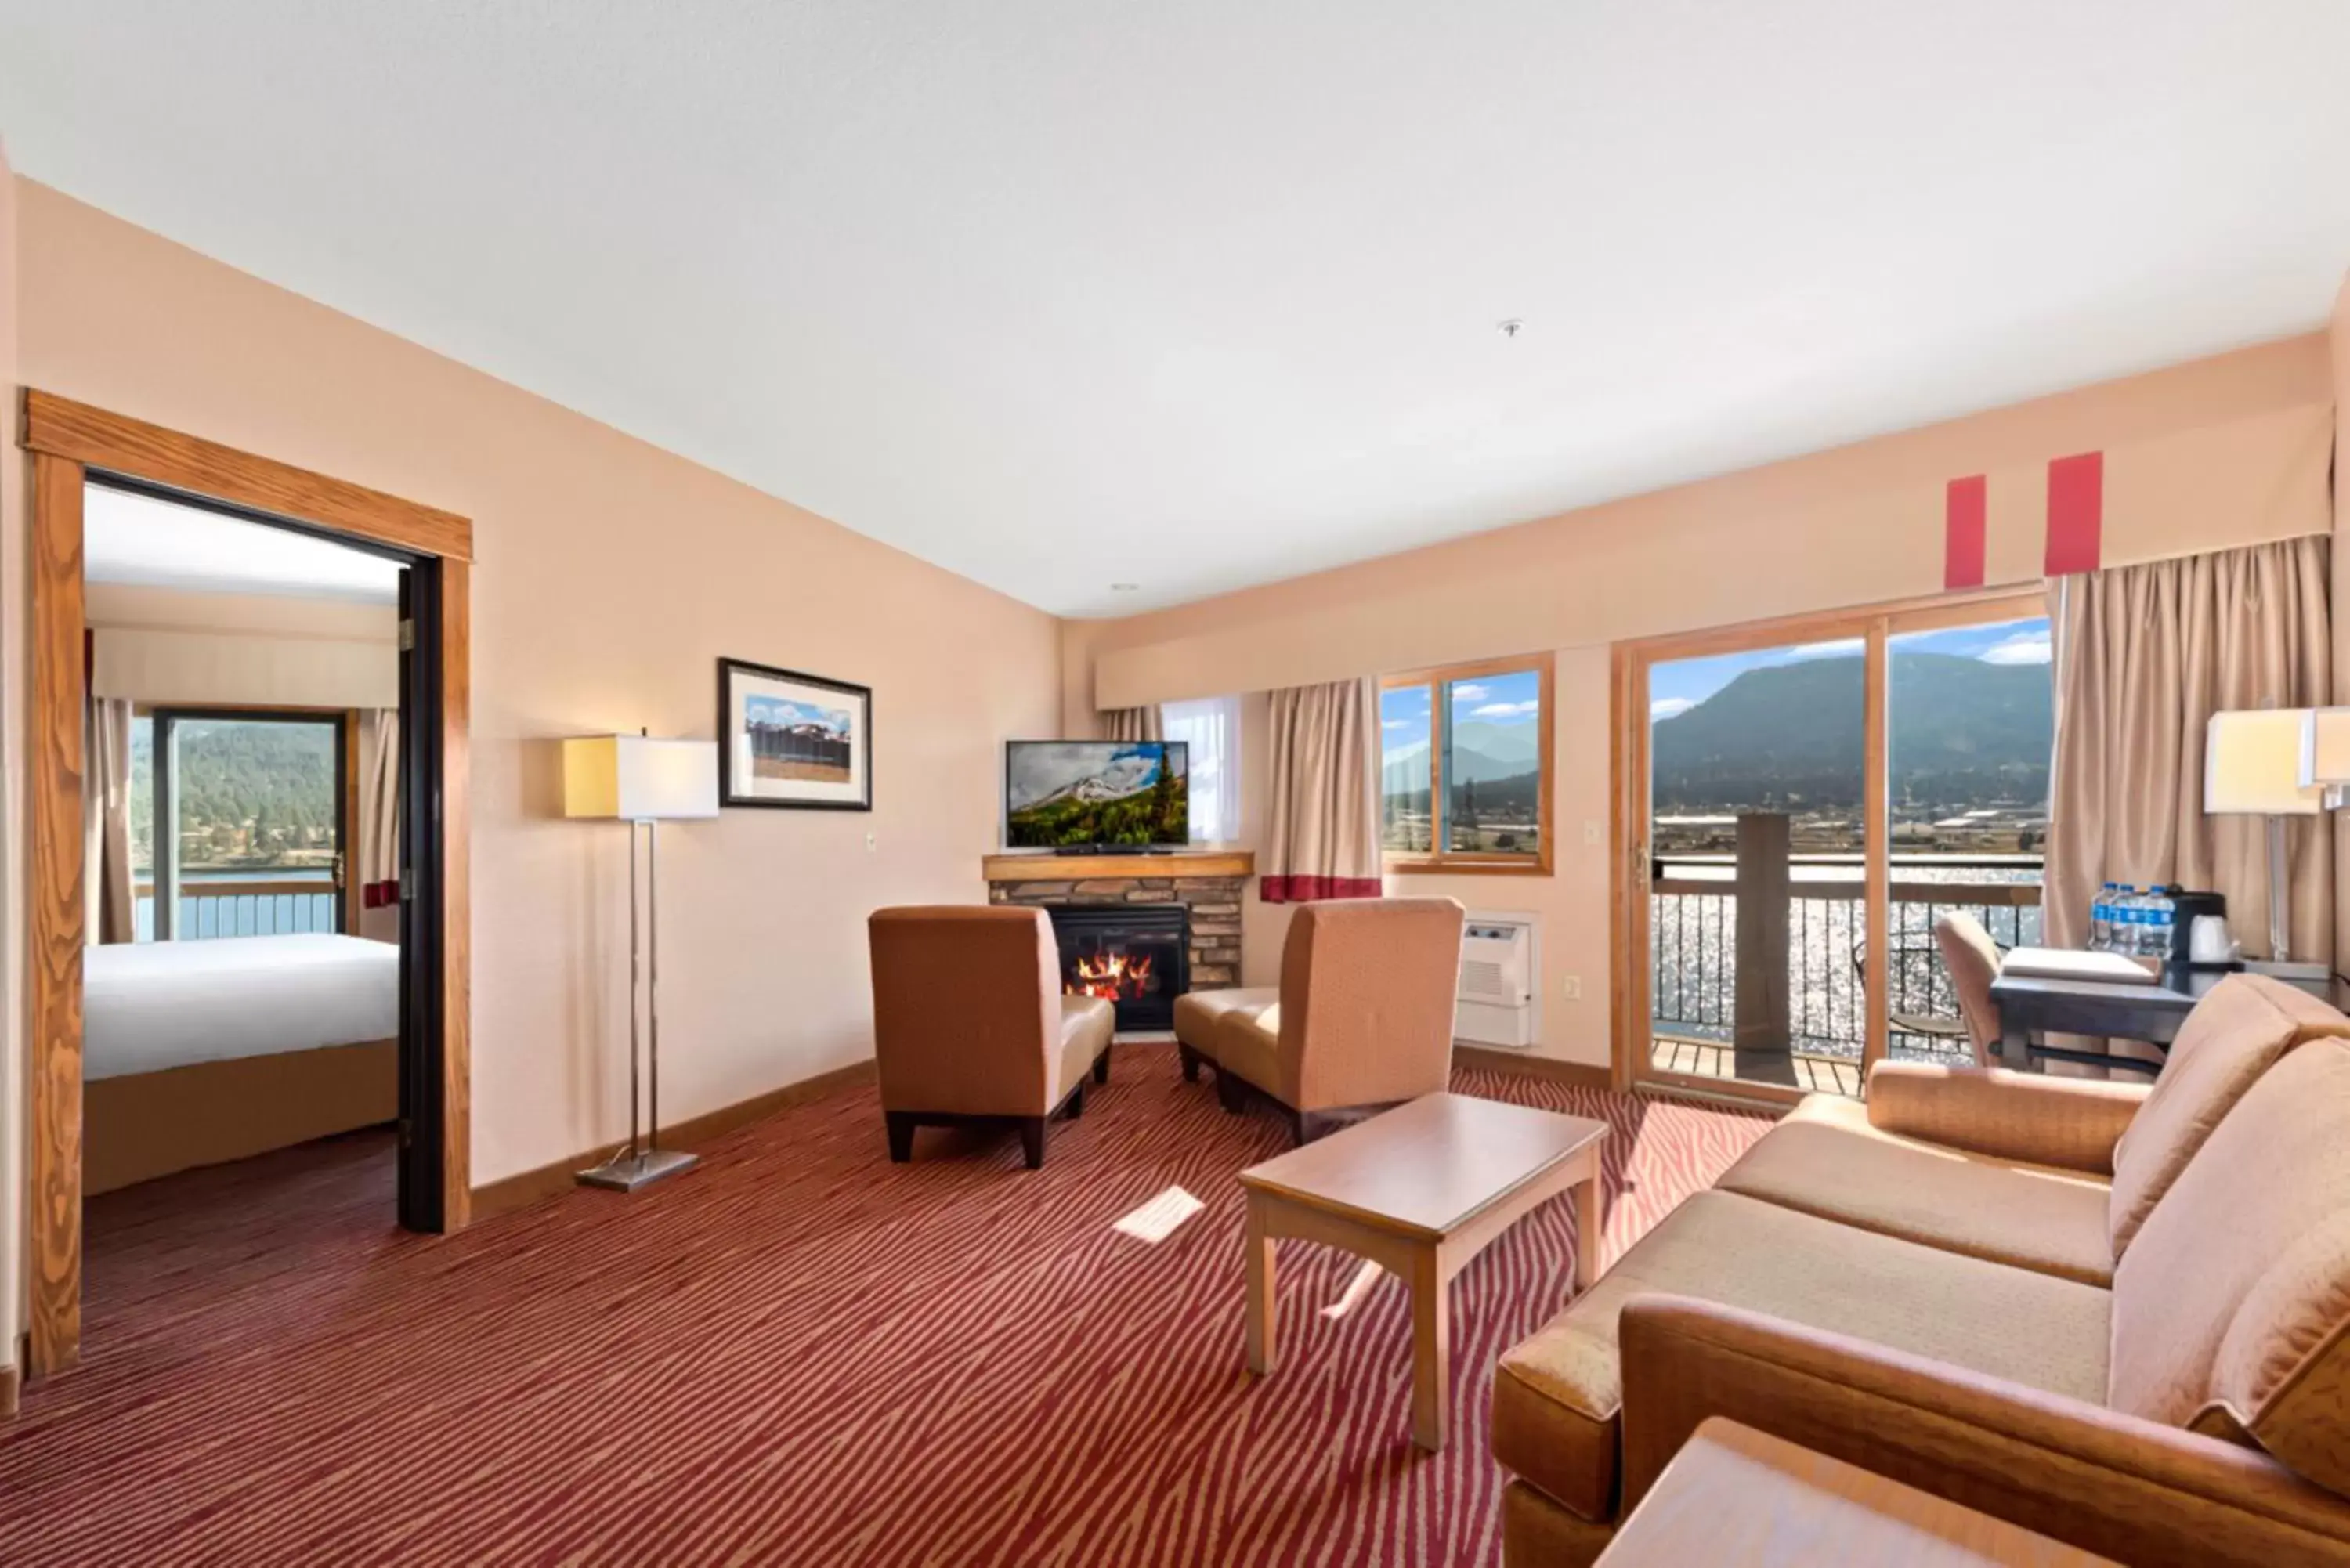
[138,709,349,940]
[1623,593,2047,1101]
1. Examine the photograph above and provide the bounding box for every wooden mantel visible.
[982,851,1255,883]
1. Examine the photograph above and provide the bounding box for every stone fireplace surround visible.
[982,852,1254,1016]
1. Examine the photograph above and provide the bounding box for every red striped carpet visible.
[2,1047,1770,1565]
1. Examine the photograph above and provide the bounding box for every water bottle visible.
[2091,883,2114,952]
[2113,886,2142,956]
[2149,885,2178,965]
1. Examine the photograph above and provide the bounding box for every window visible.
[1162,695,1242,844]
[1380,656,1553,872]
[139,710,347,940]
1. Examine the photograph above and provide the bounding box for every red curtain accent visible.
[362,880,400,909]
[1259,874,1381,905]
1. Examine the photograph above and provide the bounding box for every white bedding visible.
[85,934,400,1081]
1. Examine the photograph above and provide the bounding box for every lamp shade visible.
[2204,709,2322,817]
[563,735,720,822]
[2299,707,2350,787]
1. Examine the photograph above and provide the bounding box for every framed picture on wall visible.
[717,657,873,811]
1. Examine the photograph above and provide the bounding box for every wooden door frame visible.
[1608,587,2045,1106]
[20,391,475,1378]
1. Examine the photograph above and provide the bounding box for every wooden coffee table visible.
[1238,1091,1608,1451]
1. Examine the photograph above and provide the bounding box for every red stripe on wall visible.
[1259,875,1382,905]
[2044,451,2103,576]
[1943,475,1987,589]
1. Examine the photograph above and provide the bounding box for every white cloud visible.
[1470,700,1539,719]
[1452,682,1489,701]
[1978,629,2052,666]
[1383,718,1409,730]
[1787,638,1864,660]
[1650,696,1696,721]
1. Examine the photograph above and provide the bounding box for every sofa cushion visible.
[1493,1190,2110,1523]
[2110,974,2350,1259]
[1170,987,1275,1059]
[1052,995,1113,1100]
[1215,1006,1283,1103]
[2110,1035,2350,1496]
[1716,1093,2116,1285]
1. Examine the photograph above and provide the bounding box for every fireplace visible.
[1047,904,1190,1033]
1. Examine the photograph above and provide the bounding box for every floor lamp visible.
[2204,709,2323,982]
[563,732,720,1190]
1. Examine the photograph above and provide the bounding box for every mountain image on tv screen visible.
[1007,741,1188,847]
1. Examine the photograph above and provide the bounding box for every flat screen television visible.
[1005,740,1189,850]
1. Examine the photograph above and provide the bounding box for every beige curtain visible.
[357,708,402,935]
[1101,706,1162,742]
[1260,678,1383,904]
[2046,537,2334,1053]
[83,697,136,945]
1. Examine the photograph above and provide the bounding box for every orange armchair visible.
[868,906,1114,1169]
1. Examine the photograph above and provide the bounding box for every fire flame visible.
[1072,949,1155,1001]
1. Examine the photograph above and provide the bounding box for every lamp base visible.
[575,1147,699,1191]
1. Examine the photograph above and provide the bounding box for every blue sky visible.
[1648,616,2050,721]
[1381,667,1542,752]
[747,697,851,734]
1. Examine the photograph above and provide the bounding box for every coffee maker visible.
[2164,887,2234,971]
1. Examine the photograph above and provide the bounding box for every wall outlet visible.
[1582,818,1602,845]
[1561,974,1583,1001]
[866,832,877,851]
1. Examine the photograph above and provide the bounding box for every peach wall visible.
[1065,331,2340,1070]
[9,181,1063,1192]
[0,143,23,1373]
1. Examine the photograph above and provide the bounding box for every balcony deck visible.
[1650,1035,1864,1097]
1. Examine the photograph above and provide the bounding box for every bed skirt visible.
[85,1038,400,1195]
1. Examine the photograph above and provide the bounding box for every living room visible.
[5,6,2350,1566]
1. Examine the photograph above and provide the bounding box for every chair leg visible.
[1093,1050,1111,1086]
[885,1111,916,1164]
[1018,1117,1047,1169]
[1215,1069,1247,1113]
[1065,1082,1085,1119]
[1178,1043,1203,1082]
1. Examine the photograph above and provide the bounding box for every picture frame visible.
[717,657,873,811]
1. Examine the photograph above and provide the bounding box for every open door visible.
[396,558,450,1231]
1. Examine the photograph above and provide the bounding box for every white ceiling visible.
[84,484,405,604]
[4,3,2348,618]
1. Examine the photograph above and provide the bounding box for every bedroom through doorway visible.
[81,481,411,1237]
[24,392,472,1381]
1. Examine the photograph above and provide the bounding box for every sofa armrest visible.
[1618,1294,2350,1566]
[1865,1060,2146,1174]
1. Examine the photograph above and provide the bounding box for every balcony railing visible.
[133,877,340,941]
[1650,858,2043,1064]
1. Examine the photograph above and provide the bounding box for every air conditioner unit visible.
[1456,912,1538,1049]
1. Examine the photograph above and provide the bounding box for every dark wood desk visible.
[1987,968,2223,1075]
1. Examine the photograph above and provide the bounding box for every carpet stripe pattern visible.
[2,1047,1770,1565]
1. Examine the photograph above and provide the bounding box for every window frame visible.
[1381,652,1555,876]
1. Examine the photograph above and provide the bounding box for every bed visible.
[84,933,401,1194]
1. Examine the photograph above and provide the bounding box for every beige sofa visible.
[1495,974,2350,1566]
[1171,896,1465,1143]
[868,906,1114,1169]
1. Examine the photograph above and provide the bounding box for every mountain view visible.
[1007,742,1190,847]
[129,718,341,875]
[1650,651,2051,813]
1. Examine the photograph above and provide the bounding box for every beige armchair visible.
[868,906,1114,1169]
[1172,896,1465,1143]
